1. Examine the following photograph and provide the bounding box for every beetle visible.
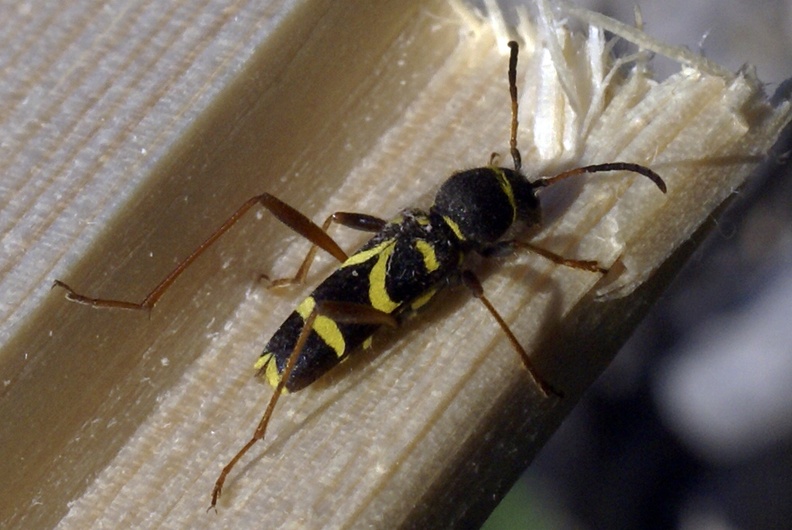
[54,41,666,508]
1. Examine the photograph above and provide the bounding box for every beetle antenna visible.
[507,41,522,172]
[534,162,667,193]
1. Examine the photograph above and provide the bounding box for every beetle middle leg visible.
[460,270,562,398]
[53,193,354,312]
[265,212,387,288]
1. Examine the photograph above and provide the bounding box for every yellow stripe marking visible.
[341,241,390,268]
[411,287,437,310]
[492,167,517,222]
[296,296,346,358]
[415,239,439,273]
[369,243,399,313]
[254,353,286,391]
[442,216,465,241]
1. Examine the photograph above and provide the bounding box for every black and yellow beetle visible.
[54,41,666,508]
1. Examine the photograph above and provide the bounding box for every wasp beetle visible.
[54,41,666,508]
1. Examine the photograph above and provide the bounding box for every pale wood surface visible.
[0,1,789,529]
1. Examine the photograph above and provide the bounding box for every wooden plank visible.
[0,1,788,528]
